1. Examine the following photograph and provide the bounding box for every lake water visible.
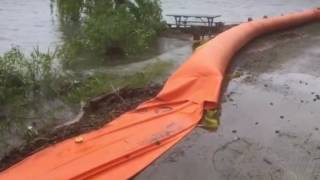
[0,0,60,53]
[0,0,319,53]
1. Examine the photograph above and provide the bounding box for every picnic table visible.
[166,14,222,28]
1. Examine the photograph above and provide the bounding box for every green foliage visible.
[56,0,84,25]
[65,61,172,104]
[0,47,171,119]
[0,48,76,114]
[57,0,166,62]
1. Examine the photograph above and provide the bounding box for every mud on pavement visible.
[136,22,320,180]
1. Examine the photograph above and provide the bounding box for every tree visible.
[57,0,165,60]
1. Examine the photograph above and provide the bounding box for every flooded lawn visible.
[136,23,320,180]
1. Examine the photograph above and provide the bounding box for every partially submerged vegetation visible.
[0,0,168,129]
[57,0,166,65]
[64,60,172,104]
[0,48,63,118]
[0,0,174,165]
[0,46,172,162]
[0,46,172,121]
[0,45,171,169]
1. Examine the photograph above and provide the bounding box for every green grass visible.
[0,47,172,122]
[0,48,172,152]
[64,61,172,104]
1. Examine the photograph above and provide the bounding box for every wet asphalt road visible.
[136,22,320,180]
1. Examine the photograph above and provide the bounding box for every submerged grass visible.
[65,61,172,104]
[0,47,172,125]
[0,47,172,159]
[0,48,60,118]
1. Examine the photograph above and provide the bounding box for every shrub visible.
[0,48,68,110]
[57,0,166,61]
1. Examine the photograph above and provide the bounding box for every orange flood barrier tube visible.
[1,9,320,180]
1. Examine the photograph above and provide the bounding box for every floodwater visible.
[0,0,59,54]
[136,22,320,180]
[0,0,319,53]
